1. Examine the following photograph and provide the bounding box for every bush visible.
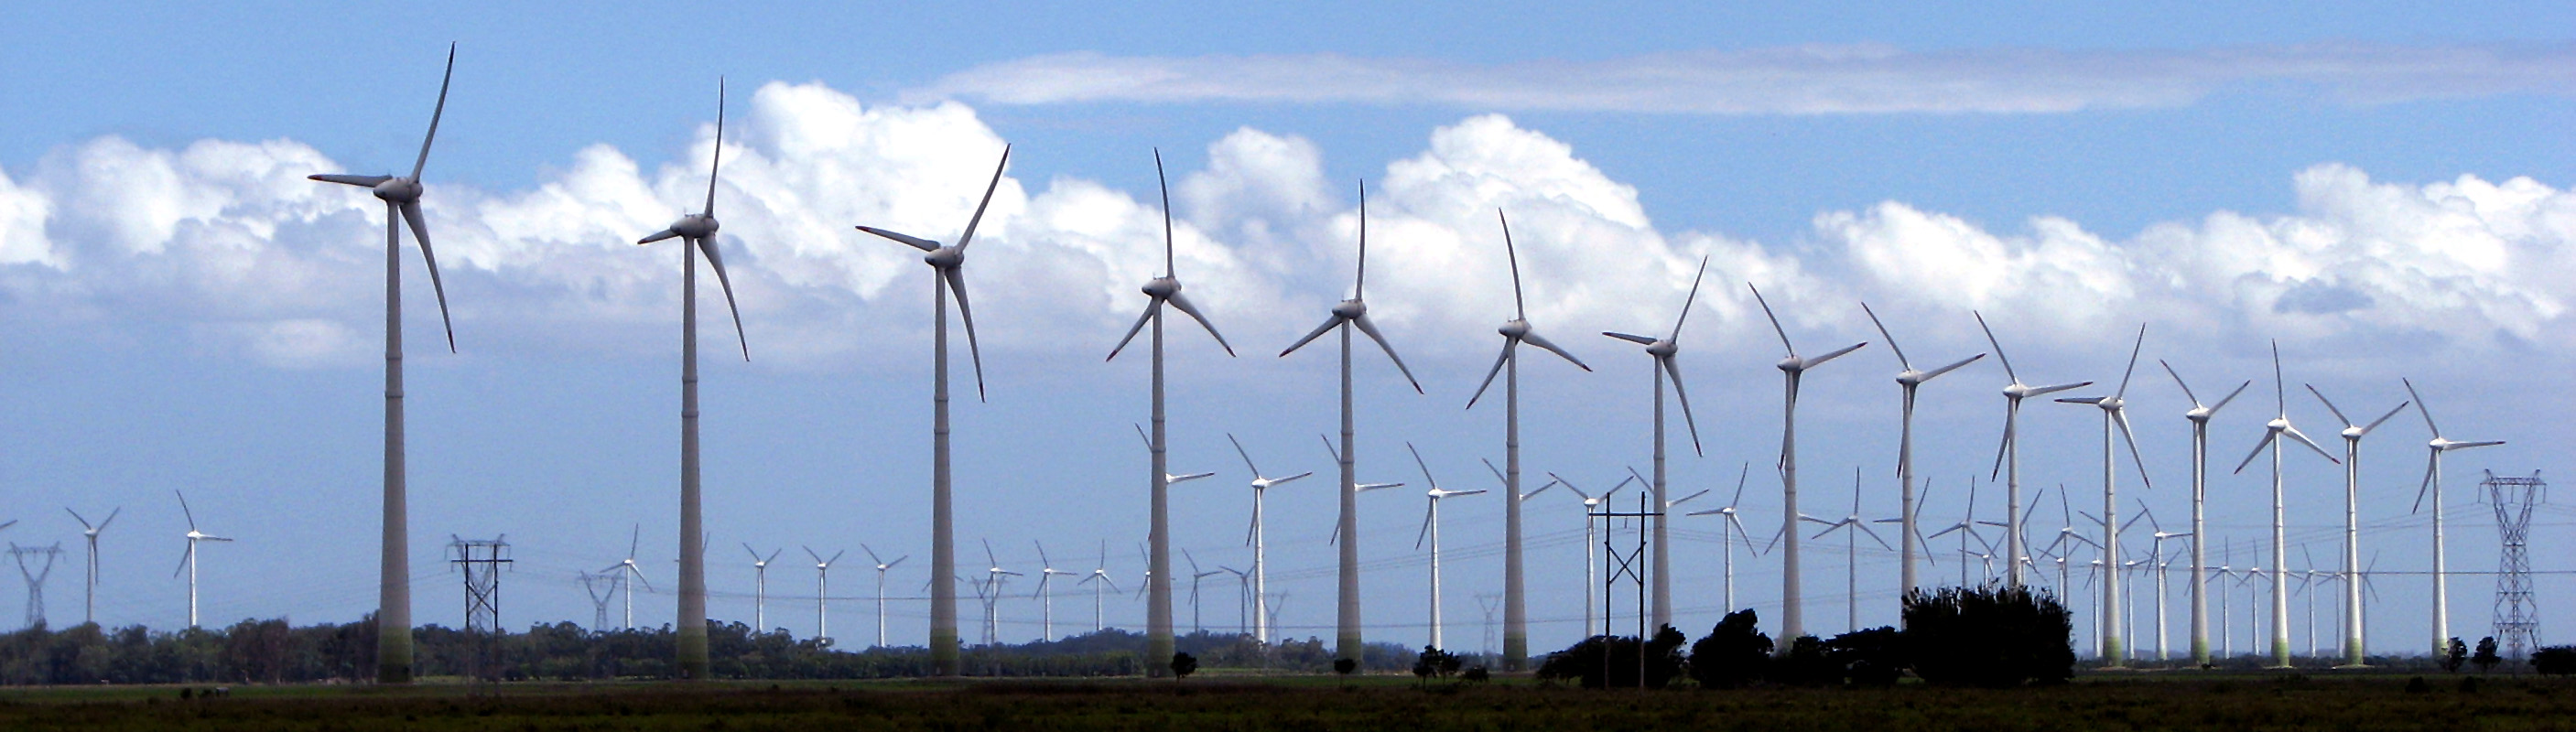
[1828,627,1906,688]
[1687,609,1771,690]
[2531,646,2576,676]
[1168,652,1196,680]
[1902,583,2073,687]
[1774,636,1837,687]
[2473,637,2501,673]
[1535,627,1688,689]
[2441,638,2468,673]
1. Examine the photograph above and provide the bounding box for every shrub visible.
[2473,637,2501,674]
[1462,665,1489,684]
[1774,636,1837,686]
[1535,628,1687,690]
[2441,638,2468,673]
[1168,652,1196,680]
[1687,609,1771,690]
[1828,627,1905,688]
[2531,646,2576,676]
[1902,583,2073,687]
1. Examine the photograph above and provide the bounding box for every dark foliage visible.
[2441,638,2468,673]
[1687,608,1772,690]
[1412,646,1460,683]
[1774,636,1838,686]
[1902,583,2073,687]
[1461,665,1488,684]
[1827,627,1906,687]
[2531,646,2576,676]
[2473,637,2501,673]
[1169,652,1197,679]
[1333,658,1357,676]
[1535,627,1687,689]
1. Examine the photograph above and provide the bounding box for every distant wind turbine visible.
[1549,470,1635,636]
[603,525,651,630]
[2053,324,2152,665]
[1804,468,1893,633]
[2159,359,2248,667]
[861,544,904,648]
[1227,434,1311,644]
[1035,542,1075,640]
[745,544,782,632]
[1599,256,1710,634]
[170,490,232,629]
[1748,284,1867,644]
[1464,210,1589,669]
[2399,377,2503,658]
[1859,303,1983,603]
[2230,341,2338,668]
[1690,464,1762,613]
[1975,312,2090,588]
[806,546,845,645]
[2304,383,2405,667]
[66,507,118,627]
[1408,443,1488,651]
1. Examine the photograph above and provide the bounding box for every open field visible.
[3,673,2573,731]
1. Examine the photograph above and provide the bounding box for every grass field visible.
[2,673,2570,731]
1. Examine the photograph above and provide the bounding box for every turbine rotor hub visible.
[925,246,964,268]
[1331,299,1367,319]
[1646,341,1677,358]
[1142,277,1180,297]
[670,214,718,240]
[1499,319,1531,339]
[2268,418,2290,430]
[1775,356,1801,371]
[371,178,423,203]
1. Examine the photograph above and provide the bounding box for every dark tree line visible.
[1535,583,2074,689]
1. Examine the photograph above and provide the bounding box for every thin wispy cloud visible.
[915,42,2576,114]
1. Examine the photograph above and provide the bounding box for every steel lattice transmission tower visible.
[2484,470,2545,662]
[10,543,63,629]
[449,536,513,633]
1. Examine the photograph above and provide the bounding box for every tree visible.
[2473,637,2501,674]
[1412,646,1461,683]
[1334,657,1357,684]
[2441,638,2468,673]
[1827,627,1906,687]
[1533,629,1687,690]
[1687,608,1771,689]
[1902,584,2073,687]
[2530,646,2576,676]
[1168,651,1197,680]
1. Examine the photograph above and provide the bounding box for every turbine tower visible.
[1227,434,1312,644]
[2138,503,2192,662]
[2054,324,2152,665]
[859,145,1012,675]
[1803,468,1893,633]
[1550,471,1634,636]
[171,490,232,629]
[2230,341,2337,668]
[860,544,904,648]
[1859,303,1983,600]
[1599,257,1710,634]
[1688,464,1760,612]
[1975,312,2091,587]
[66,507,118,627]
[2305,383,2406,666]
[1407,443,1488,651]
[307,44,461,684]
[1076,542,1119,633]
[1748,283,1867,644]
[1277,180,1423,668]
[2159,360,2246,666]
[1184,549,1223,634]
[978,539,1021,645]
[2401,378,2503,658]
[603,525,651,630]
[805,546,845,644]
[1107,150,1238,673]
[1035,542,1075,640]
[745,544,781,632]
[1464,210,1591,669]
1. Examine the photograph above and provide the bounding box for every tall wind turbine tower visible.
[2305,384,2405,666]
[1464,210,1590,668]
[1076,542,1118,633]
[1803,468,1892,632]
[1227,435,1311,644]
[1550,471,1634,636]
[1859,304,1983,599]
[1688,465,1759,612]
[2230,341,2337,668]
[1748,284,1867,643]
[1278,181,1424,667]
[171,491,232,629]
[803,546,844,644]
[1598,257,1710,634]
[632,80,752,681]
[745,544,781,632]
[860,544,903,648]
[1974,312,2090,587]
[2401,378,2503,658]
[307,43,462,684]
[604,526,651,630]
[2054,325,2152,664]
[859,145,1011,675]
[1106,150,1238,673]
[2159,360,2246,666]
[1035,542,1075,640]
[66,507,118,627]
[1407,444,1488,651]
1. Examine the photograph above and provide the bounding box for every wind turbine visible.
[171,490,232,629]
[745,544,782,632]
[1975,312,2091,588]
[1228,434,1311,644]
[1464,210,1591,669]
[1277,180,1423,667]
[2400,378,2503,658]
[1691,464,1761,612]
[2054,324,2152,665]
[603,525,651,630]
[2159,359,2248,666]
[2230,340,2338,668]
[2305,383,2405,666]
[805,546,845,645]
[631,80,751,681]
[1184,549,1224,635]
[1035,542,1076,640]
[1927,477,1997,587]
[1549,470,1634,636]
[1803,468,1893,633]
[1860,304,1983,601]
[307,43,461,684]
[1108,150,1238,670]
[1748,284,1867,644]
[860,544,903,648]
[1598,256,1710,634]
[1076,542,1119,633]
[66,507,118,627]
[1407,443,1488,651]
[2138,503,2192,662]
[858,144,1012,675]
[979,540,1022,645]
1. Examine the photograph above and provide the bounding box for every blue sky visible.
[0,3,2569,659]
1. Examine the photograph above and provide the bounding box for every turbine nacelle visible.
[371,177,424,202]
[1498,319,1531,339]
[925,245,964,269]
[1331,299,1368,319]
[1647,339,1678,359]
[1142,276,1181,298]
[666,213,718,241]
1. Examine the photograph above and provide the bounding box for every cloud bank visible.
[0,81,2567,371]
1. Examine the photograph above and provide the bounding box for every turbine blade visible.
[1989,414,2013,481]
[637,229,681,245]
[1600,331,1657,346]
[2057,396,2105,405]
[745,543,762,562]
[1228,433,1261,476]
[1353,179,1369,299]
[411,43,455,181]
[2210,380,2252,415]
[1661,355,1705,457]
[1464,341,1513,410]
[1104,301,1160,362]
[1278,316,1341,358]
[1855,522,1895,551]
[1669,255,1710,340]
[1858,301,1908,370]
[943,267,987,401]
[2026,382,2092,397]
[1499,209,1525,318]
[2402,378,2441,436]
[628,523,641,559]
[857,226,940,252]
[174,546,191,578]
[309,173,394,188]
[397,201,458,353]
[1414,503,1434,550]
[1165,292,1234,356]
[859,543,882,566]
[2271,339,2286,413]
[1670,489,1711,509]
[696,237,752,361]
[1729,462,1750,506]
[176,490,197,531]
[1519,328,1590,371]
[1351,314,1423,394]
[2365,402,2410,435]
[2232,433,2277,474]
[1746,282,1793,355]
[704,77,724,217]
[2115,324,2145,399]
[2284,426,2339,463]
[2159,360,2201,406]
[2116,412,2152,488]
[1973,311,2017,382]
[1921,353,1986,382]
[1155,148,1175,277]
[955,145,1011,252]
[1805,341,1867,369]
[2306,384,2353,427]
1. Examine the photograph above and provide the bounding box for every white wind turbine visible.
[1926,477,1997,587]
[1549,470,1635,636]
[1803,468,1893,633]
[806,546,846,645]
[1975,312,2092,588]
[860,544,904,648]
[1407,443,1488,651]
[1691,464,1761,613]
[1076,542,1119,633]
[1859,304,1983,601]
[2304,383,2405,667]
[602,525,651,630]
[1599,256,1711,634]
[632,80,752,681]
[2400,377,2504,658]
[170,490,232,629]
[745,544,782,632]
[1748,284,1868,644]
[858,144,1012,675]
[2138,503,2192,662]
[307,44,462,684]
[1464,210,1591,669]
[977,539,1023,645]
[2230,341,2338,668]
[1035,542,1076,641]
[1321,435,1408,547]
[1108,151,1237,670]
[66,507,118,627]
[2158,359,2248,666]
[1184,549,1225,634]
[1228,434,1312,644]
[2053,325,2153,665]
[1279,181,1424,668]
